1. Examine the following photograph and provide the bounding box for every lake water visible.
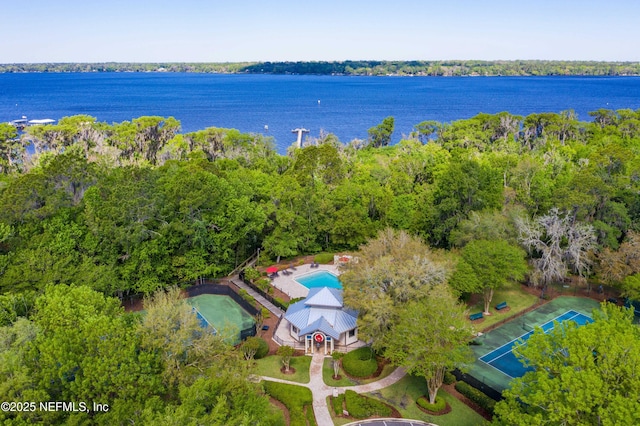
[2,73,640,153]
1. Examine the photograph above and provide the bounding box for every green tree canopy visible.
[367,116,395,148]
[383,284,473,404]
[341,228,448,351]
[453,239,528,313]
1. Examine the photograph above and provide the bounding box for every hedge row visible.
[237,289,256,305]
[263,381,316,426]
[417,396,446,412]
[240,276,288,311]
[344,390,392,419]
[454,381,496,415]
[342,347,378,378]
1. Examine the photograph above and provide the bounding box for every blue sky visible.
[2,0,639,63]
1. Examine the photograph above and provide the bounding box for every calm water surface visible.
[2,73,639,153]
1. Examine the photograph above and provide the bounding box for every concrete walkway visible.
[230,276,284,317]
[261,351,408,426]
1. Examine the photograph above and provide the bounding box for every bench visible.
[495,301,508,310]
[469,312,484,321]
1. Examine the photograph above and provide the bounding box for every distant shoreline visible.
[1,60,640,77]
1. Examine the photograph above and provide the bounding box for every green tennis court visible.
[467,296,601,393]
[188,294,255,344]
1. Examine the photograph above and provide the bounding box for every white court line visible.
[479,310,592,377]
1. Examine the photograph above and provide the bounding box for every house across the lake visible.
[283,286,359,354]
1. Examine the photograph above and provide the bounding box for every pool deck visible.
[270,263,340,299]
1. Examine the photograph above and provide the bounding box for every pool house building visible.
[283,286,359,354]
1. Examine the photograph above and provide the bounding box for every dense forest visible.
[2,60,640,76]
[1,109,640,299]
[2,108,640,423]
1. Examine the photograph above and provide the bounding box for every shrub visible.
[342,347,378,378]
[254,337,269,359]
[244,267,261,281]
[273,297,288,310]
[263,381,314,426]
[237,289,255,305]
[443,371,456,385]
[332,394,345,416]
[261,307,271,320]
[417,396,446,412]
[314,252,334,264]
[288,297,304,306]
[344,390,392,419]
[455,381,496,414]
[255,278,271,292]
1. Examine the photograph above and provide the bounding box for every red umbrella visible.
[266,266,279,273]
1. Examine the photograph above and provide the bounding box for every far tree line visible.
[1,60,640,76]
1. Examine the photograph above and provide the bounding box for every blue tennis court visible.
[479,310,593,378]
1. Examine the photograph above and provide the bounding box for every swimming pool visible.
[295,270,342,289]
[480,310,593,378]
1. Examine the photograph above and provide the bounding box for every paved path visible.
[261,352,409,426]
[230,276,284,317]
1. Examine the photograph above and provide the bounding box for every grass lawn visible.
[263,381,316,426]
[322,358,397,387]
[366,375,487,426]
[467,284,539,332]
[252,355,311,384]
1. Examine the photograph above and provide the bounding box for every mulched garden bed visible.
[280,366,296,375]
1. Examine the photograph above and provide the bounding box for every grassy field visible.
[366,375,487,426]
[252,355,311,384]
[467,284,539,331]
[322,357,397,387]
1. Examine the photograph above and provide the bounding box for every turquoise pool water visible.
[295,271,342,289]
